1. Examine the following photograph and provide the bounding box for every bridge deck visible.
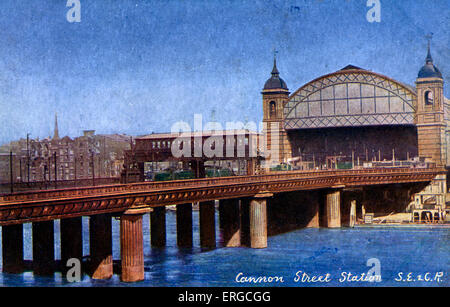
[0,167,444,226]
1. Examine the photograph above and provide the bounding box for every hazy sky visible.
[0,0,449,145]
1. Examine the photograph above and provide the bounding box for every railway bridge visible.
[1,41,447,283]
[0,167,444,282]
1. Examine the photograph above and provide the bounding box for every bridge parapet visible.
[0,167,444,226]
[0,167,444,203]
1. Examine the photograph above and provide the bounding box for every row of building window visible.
[144,137,251,150]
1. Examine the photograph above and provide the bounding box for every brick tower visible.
[262,55,291,168]
[415,39,446,166]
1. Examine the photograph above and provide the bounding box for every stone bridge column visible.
[89,214,113,279]
[2,224,24,274]
[199,201,216,249]
[60,217,83,273]
[219,198,241,247]
[240,198,251,247]
[307,191,320,228]
[150,206,166,247]
[326,188,342,228]
[120,207,151,283]
[32,221,55,275]
[350,200,357,228]
[250,192,272,249]
[177,203,193,248]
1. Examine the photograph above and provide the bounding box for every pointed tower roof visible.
[271,57,280,75]
[418,35,442,79]
[263,53,288,91]
[53,113,60,140]
[425,43,433,64]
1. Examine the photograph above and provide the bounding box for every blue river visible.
[0,211,448,287]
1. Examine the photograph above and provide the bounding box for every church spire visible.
[53,113,59,140]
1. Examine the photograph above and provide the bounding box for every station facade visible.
[262,45,448,213]
[262,47,449,169]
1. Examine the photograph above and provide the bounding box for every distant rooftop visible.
[137,129,261,140]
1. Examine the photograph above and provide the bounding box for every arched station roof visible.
[284,66,417,130]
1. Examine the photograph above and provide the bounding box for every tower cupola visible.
[263,56,289,91]
[418,36,443,79]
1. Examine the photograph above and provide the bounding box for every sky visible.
[0,0,449,145]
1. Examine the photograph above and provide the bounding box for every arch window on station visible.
[269,101,277,118]
[425,90,434,105]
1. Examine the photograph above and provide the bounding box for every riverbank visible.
[354,223,450,229]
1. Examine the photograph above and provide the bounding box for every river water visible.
[0,211,448,287]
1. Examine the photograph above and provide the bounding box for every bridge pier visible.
[199,201,216,249]
[2,224,24,273]
[250,193,271,249]
[307,192,320,228]
[177,203,193,248]
[325,189,342,228]
[150,206,166,247]
[240,199,251,246]
[120,211,145,282]
[307,203,320,228]
[350,200,357,228]
[60,217,83,273]
[89,214,113,279]
[32,221,55,275]
[219,199,241,247]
